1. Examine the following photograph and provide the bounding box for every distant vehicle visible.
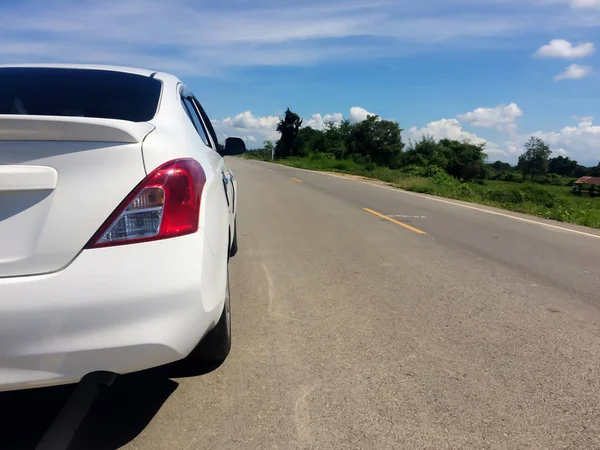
[0,64,245,392]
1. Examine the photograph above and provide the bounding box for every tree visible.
[349,115,404,167]
[402,135,448,168]
[486,160,515,181]
[295,126,322,157]
[574,164,591,177]
[517,137,552,179]
[401,136,487,181]
[439,139,487,182]
[318,120,350,160]
[263,140,274,159]
[490,160,513,172]
[548,155,578,177]
[275,108,303,159]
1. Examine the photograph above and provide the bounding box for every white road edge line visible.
[248,160,600,240]
[355,180,600,240]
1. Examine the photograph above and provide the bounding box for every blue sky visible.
[2,0,600,164]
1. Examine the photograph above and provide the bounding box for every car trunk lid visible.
[0,116,153,277]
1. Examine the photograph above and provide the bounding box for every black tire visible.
[187,270,232,363]
[229,219,238,257]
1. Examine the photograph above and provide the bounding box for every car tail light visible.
[85,158,206,249]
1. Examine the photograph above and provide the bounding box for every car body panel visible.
[143,74,236,265]
[0,233,224,392]
[0,136,148,277]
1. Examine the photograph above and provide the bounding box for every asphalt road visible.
[3,157,600,449]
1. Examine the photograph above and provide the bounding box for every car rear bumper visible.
[0,232,226,392]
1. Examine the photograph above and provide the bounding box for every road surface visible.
[3,157,600,449]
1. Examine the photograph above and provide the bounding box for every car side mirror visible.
[221,137,246,156]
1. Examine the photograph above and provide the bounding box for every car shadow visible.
[0,383,77,450]
[0,360,221,450]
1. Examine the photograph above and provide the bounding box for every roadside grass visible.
[241,154,600,229]
[398,178,600,228]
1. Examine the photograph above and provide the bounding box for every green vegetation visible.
[517,137,552,179]
[241,108,600,228]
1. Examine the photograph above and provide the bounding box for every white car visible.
[0,64,245,392]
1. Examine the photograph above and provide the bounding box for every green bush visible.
[518,184,563,208]
[486,188,526,204]
[332,160,355,171]
[400,164,427,177]
[502,172,521,183]
[409,184,436,194]
[366,166,398,182]
[309,152,336,161]
[532,173,565,186]
[428,167,455,184]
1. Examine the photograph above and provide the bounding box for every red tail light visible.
[85,158,206,249]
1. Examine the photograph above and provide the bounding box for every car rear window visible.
[0,68,162,122]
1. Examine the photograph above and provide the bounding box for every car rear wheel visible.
[185,269,232,364]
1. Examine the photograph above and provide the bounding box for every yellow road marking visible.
[363,208,427,235]
[291,177,303,183]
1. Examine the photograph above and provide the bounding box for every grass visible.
[399,178,600,228]
[241,153,600,229]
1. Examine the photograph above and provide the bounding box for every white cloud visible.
[504,141,520,156]
[408,114,600,163]
[349,107,376,123]
[214,109,600,163]
[571,0,600,8]
[457,103,523,132]
[554,63,592,80]
[407,119,485,145]
[407,118,503,155]
[534,39,595,58]
[222,111,279,129]
[573,115,595,121]
[307,107,375,129]
[540,117,600,144]
[213,106,376,147]
[212,111,280,146]
[305,113,344,130]
[506,117,600,163]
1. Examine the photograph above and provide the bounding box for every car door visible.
[192,98,237,228]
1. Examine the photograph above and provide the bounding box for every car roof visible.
[0,63,157,77]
